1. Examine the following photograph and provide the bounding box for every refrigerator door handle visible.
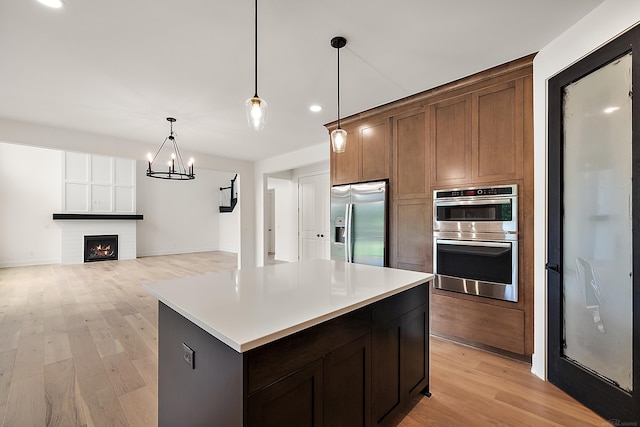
[346,203,353,263]
[344,204,350,262]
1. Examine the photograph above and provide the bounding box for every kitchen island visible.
[143,259,433,427]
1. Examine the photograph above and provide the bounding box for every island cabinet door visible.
[371,284,430,425]
[324,334,372,427]
[372,316,402,425]
[401,304,430,401]
[246,358,323,427]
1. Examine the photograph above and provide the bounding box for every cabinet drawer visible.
[372,282,429,326]
[246,306,371,394]
[431,292,525,355]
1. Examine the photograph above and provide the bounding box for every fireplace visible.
[84,235,118,262]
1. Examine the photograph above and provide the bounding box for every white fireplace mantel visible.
[57,152,139,264]
[58,220,136,264]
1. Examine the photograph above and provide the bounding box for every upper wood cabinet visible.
[330,126,359,184]
[330,115,390,185]
[472,79,524,183]
[392,108,429,199]
[430,77,526,187]
[430,95,472,188]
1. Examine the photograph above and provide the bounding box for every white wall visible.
[136,163,239,257]
[0,118,255,268]
[532,0,640,379]
[219,174,241,254]
[267,177,296,262]
[255,143,330,266]
[0,142,61,267]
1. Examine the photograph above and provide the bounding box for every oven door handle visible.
[435,198,511,207]
[436,239,510,248]
[436,239,511,257]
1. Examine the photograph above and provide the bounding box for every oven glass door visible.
[434,197,517,234]
[435,198,513,222]
[434,239,518,302]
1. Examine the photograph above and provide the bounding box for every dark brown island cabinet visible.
[144,260,433,426]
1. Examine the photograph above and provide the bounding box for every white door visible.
[298,173,330,260]
[266,189,275,253]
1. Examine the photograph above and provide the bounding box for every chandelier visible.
[146,117,195,180]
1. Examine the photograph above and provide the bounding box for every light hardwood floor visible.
[0,252,607,426]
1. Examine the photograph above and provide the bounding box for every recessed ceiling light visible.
[309,105,322,113]
[603,106,620,114]
[37,0,63,8]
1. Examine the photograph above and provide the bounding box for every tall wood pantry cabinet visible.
[326,53,535,358]
[390,108,431,273]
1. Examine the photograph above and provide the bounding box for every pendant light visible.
[330,36,347,153]
[146,118,195,180]
[245,0,267,130]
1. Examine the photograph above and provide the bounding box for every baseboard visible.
[136,247,219,258]
[0,257,60,268]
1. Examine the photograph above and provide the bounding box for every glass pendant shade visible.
[245,96,267,131]
[331,128,347,153]
[330,36,347,153]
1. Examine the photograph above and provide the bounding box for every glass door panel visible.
[562,52,633,392]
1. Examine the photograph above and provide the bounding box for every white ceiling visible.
[0,0,603,162]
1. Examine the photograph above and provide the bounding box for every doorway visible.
[266,189,275,255]
[547,24,639,421]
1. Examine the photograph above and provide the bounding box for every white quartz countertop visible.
[143,259,433,353]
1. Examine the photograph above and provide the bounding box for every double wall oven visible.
[433,184,518,302]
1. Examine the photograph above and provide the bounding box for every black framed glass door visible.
[547,24,640,422]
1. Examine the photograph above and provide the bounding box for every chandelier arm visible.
[151,137,171,163]
[172,138,188,175]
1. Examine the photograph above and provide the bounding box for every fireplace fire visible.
[84,235,118,262]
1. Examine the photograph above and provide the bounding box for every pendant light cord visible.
[254,0,258,98]
[337,45,341,129]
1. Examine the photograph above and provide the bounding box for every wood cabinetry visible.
[331,116,390,185]
[430,95,472,187]
[249,334,372,427]
[472,79,524,183]
[431,293,525,354]
[391,198,431,272]
[324,335,372,426]
[392,109,429,199]
[372,284,429,426]
[331,126,359,184]
[248,358,324,427]
[326,53,535,358]
[430,78,525,187]
[390,108,431,272]
[246,284,429,427]
[158,279,431,426]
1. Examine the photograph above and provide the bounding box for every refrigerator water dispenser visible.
[335,217,346,243]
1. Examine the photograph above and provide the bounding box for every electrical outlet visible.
[182,343,195,369]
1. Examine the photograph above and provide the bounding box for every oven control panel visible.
[435,185,516,199]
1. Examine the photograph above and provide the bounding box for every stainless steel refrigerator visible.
[330,181,387,266]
